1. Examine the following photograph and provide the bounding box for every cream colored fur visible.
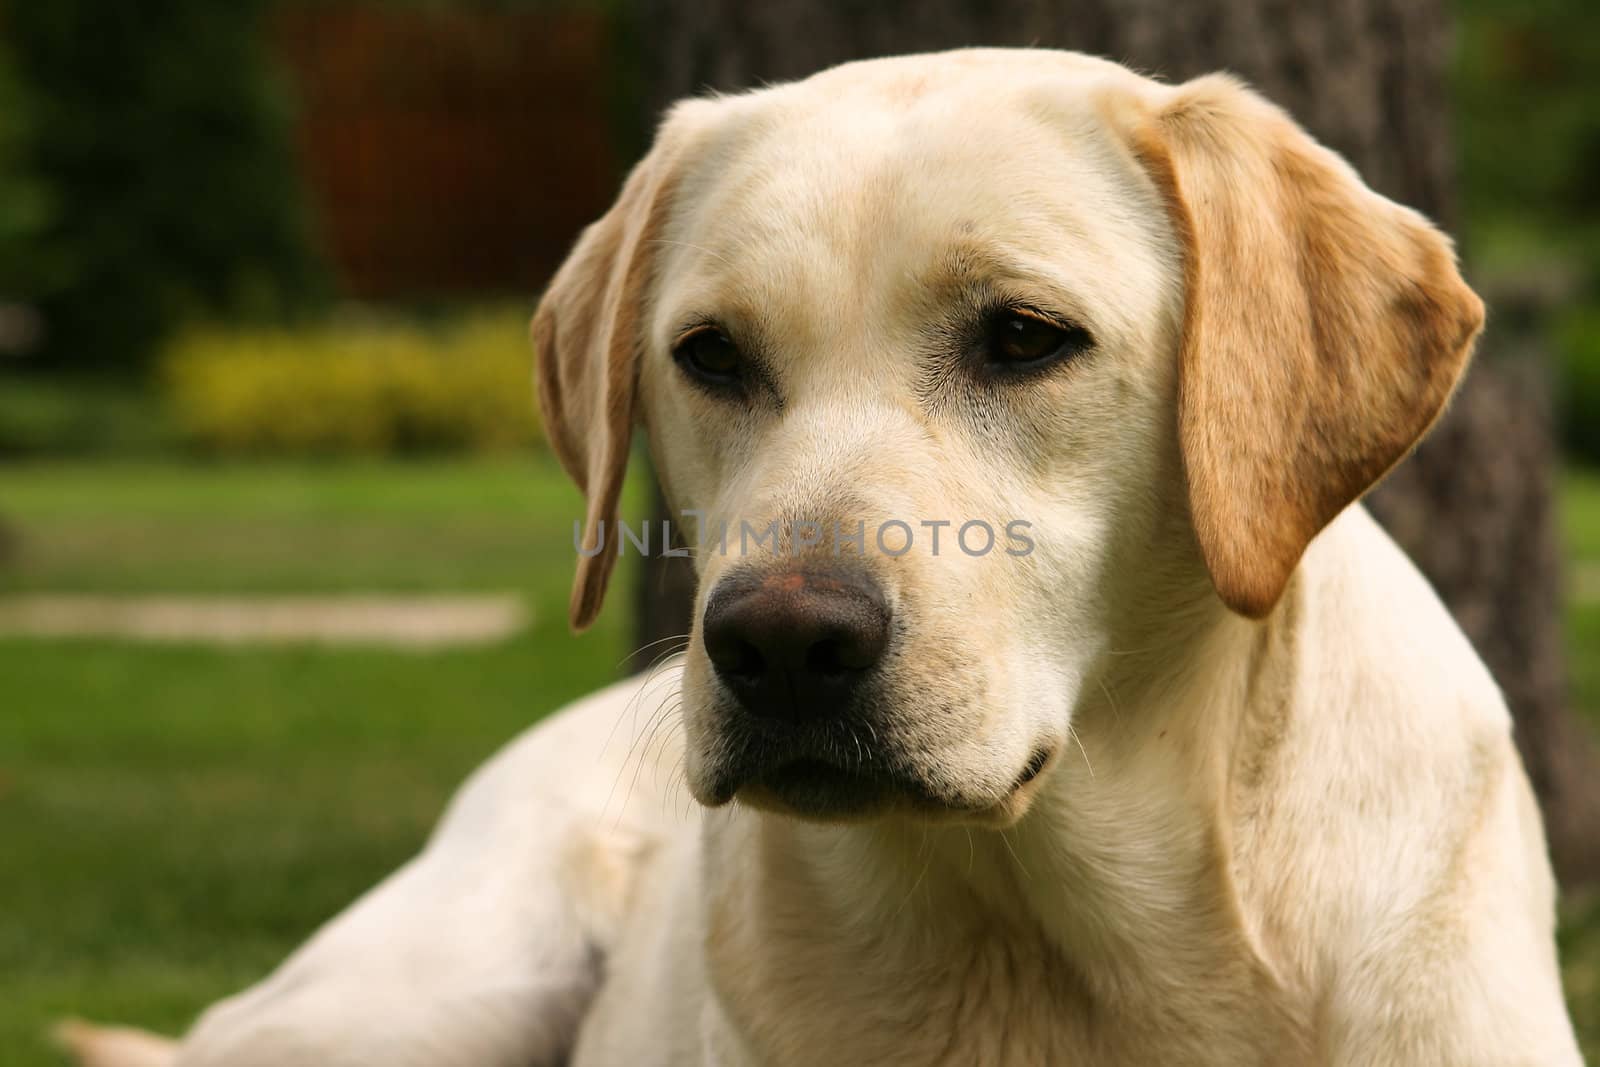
[67,49,1579,1066]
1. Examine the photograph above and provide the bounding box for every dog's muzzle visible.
[699,562,911,817]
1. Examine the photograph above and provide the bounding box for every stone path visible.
[0,594,527,648]
[2,565,1593,650]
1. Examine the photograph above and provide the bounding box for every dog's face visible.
[534,50,1482,825]
[643,57,1185,823]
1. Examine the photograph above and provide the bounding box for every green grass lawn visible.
[0,458,1596,1065]
[0,456,645,1065]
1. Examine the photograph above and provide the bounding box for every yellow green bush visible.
[164,310,543,455]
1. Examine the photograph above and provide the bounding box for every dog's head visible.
[533,50,1481,825]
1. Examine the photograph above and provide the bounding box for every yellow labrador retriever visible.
[65,49,1580,1067]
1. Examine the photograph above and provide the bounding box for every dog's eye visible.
[987,310,1093,370]
[674,328,743,386]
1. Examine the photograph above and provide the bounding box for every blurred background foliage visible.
[0,0,1595,461]
[1,1,326,379]
[164,310,539,456]
[0,38,49,306]
[1456,0,1600,462]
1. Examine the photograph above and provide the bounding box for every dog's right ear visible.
[532,111,696,632]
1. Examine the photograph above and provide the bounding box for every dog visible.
[63,48,1581,1066]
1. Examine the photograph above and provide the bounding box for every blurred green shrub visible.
[5,1,325,372]
[1457,0,1600,267]
[1559,310,1600,467]
[0,377,176,458]
[164,311,541,456]
[0,41,52,312]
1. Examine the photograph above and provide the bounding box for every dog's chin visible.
[739,759,900,822]
[693,748,1058,827]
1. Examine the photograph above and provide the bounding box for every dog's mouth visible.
[716,744,1059,824]
[746,756,974,820]
[1012,745,1053,789]
[745,758,899,819]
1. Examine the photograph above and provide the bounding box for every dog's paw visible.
[52,1019,178,1067]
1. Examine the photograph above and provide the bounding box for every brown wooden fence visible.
[274,5,618,298]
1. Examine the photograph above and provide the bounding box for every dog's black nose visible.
[702,565,890,721]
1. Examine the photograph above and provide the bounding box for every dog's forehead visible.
[653,52,1174,349]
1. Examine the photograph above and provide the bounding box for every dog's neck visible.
[730,578,1298,1016]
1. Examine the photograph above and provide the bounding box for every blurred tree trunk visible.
[629,0,1600,884]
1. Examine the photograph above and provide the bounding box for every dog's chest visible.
[706,908,1288,1067]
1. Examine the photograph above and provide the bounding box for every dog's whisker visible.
[617,632,692,671]
[605,653,683,759]
[617,700,684,823]
[890,834,934,922]
[665,753,691,821]
[1095,677,1124,727]
[1067,723,1096,780]
[632,655,686,719]
[604,688,682,822]
[1000,828,1031,881]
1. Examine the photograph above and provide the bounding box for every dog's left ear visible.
[1116,75,1484,618]
[532,108,697,632]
